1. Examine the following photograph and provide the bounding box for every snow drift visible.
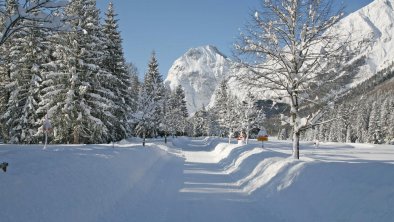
[1,138,393,221]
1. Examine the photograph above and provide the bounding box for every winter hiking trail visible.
[1,138,394,221]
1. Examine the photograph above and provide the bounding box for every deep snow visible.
[0,138,393,222]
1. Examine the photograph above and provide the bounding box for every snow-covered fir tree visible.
[171,85,188,134]
[160,85,172,143]
[39,0,115,144]
[126,62,140,113]
[302,72,394,144]
[1,20,49,143]
[160,84,189,141]
[0,0,66,142]
[237,92,265,144]
[190,105,210,137]
[143,51,164,137]
[102,2,132,140]
[212,79,238,143]
[133,85,156,146]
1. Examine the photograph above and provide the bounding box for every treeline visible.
[0,0,190,144]
[188,80,265,141]
[302,64,394,144]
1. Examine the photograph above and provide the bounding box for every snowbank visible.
[0,138,393,222]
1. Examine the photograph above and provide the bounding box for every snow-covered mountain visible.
[165,45,233,114]
[338,0,394,84]
[165,0,394,115]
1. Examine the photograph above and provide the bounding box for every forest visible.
[0,0,393,145]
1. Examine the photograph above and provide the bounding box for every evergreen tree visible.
[133,85,156,146]
[213,80,238,143]
[238,92,265,144]
[102,2,131,140]
[1,13,50,143]
[126,62,140,112]
[190,106,209,137]
[173,85,189,134]
[368,101,381,143]
[143,51,164,137]
[39,0,114,144]
[160,85,172,143]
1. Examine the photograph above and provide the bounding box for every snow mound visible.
[1,138,393,221]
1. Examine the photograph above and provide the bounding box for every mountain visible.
[337,0,394,85]
[165,45,233,114]
[165,0,394,115]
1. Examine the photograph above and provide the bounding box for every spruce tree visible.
[39,0,114,144]
[133,85,156,146]
[213,80,238,143]
[102,2,131,140]
[143,52,164,137]
[1,17,49,143]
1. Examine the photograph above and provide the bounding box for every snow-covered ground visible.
[0,138,393,222]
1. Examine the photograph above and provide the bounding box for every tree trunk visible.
[346,126,351,143]
[228,129,232,144]
[164,132,167,144]
[246,125,250,145]
[73,127,79,144]
[142,131,146,146]
[293,130,300,159]
[291,92,300,159]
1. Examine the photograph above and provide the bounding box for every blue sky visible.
[96,0,373,78]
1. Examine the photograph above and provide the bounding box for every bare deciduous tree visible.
[0,0,66,46]
[235,0,353,159]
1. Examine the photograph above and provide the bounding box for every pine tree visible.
[143,52,164,137]
[191,106,209,137]
[238,92,265,144]
[173,85,189,134]
[367,100,379,143]
[160,85,172,143]
[126,62,140,112]
[213,80,238,143]
[39,0,114,144]
[1,15,50,143]
[102,2,131,140]
[133,85,156,146]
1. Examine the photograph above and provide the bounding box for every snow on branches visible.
[0,0,67,45]
[235,0,353,159]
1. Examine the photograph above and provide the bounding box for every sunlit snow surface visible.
[1,137,393,222]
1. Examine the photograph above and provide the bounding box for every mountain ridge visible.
[165,0,394,115]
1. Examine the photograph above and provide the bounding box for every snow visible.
[164,46,233,114]
[1,138,393,221]
[165,0,394,112]
[335,0,394,85]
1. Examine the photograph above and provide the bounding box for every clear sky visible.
[96,0,374,78]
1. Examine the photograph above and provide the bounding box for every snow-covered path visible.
[1,138,394,221]
[98,139,270,222]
